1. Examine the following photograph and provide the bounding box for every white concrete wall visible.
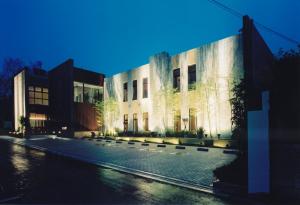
[104,35,244,138]
[14,70,26,131]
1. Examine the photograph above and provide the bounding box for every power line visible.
[207,0,300,45]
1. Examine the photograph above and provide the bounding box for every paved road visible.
[0,135,236,191]
[0,139,241,204]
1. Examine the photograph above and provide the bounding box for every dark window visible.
[174,110,181,132]
[189,108,197,133]
[173,68,180,91]
[124,114,128,132]
[123,82,128,102]
[143,78,148,98]
[143,112,149,131]
[132,80,137,100]
[133,113,138,133]
[188,65,196,90]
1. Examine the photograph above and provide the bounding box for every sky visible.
[0,0,299,77]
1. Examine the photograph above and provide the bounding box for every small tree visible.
[18,116,27,137]
[230,78,246,150]
[102,97,119,135]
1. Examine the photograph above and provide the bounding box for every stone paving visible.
[0,135,236,191]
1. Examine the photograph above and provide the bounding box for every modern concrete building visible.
[13,59,105,137]
[104,16,273,139]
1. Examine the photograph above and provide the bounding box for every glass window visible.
[133,113,138,133]
[124,114,128,132]
[123,83,128,102]
[143,112,148,131]
[132,80,137,100]
[143,78,148,98]
[188,65,196,90]
[174,110,181,132]
[74,82,83,103]
[35,87,42,92]
[29,113,46,128]
[189,108,197,133]
[173,68,180,91]
[28,86,49,106]
[43,88,48,93]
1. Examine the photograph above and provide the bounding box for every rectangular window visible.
[173,68,180,91]
[74,82,83,103]
[29,113,47,128]
[143,112,149,131]
[133,113,138,133]
[124,114,128,132]
[189,108,197,133]
[123,82,128,102]
[28,86,49,106]
[174,110,181,132]
[188,65,196,90]
[143,78,148,98]
[132,80,137,100]
[74,82,102,104]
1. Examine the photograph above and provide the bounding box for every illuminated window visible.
[133,113,138,133]
[173,68,180,91]
[29,113,47,128]
[188,65,196,90]
[28,86,48,106]
[143,78,148,98]
[143,112,149,131]
[123,82,128,102]
[174,110,181,132]
[124,114,128,132]
[189,108,197,133]
[74,82,102,104]
[132,80,137,100]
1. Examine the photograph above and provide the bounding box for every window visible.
[188,65,196,90]
[28,86,49,106]
[74,82,102,104]
[143,112,149,131]
[124,114,128,132]
[189,108,197,133]
[132,80,137,100]
[173,68,180,91]
[174,110,181,132]
[74,82,83,102]
[123,82,128,102]
[143,78,148,98]
[133,113,138,133]
[29,113,47,128]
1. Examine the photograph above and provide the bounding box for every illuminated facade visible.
[13,59,105,137]
[104,16,273,139]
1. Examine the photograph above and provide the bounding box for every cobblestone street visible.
[0,135,236,191]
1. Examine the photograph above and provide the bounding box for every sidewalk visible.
[0,135,236,194]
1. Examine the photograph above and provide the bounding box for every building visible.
[104,16,273,138]
[13,59,105,137]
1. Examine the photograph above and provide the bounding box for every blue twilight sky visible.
[0,0,299,77]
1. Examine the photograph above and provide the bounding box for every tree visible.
[230,78,246,150]
[0,58,24,97]
[153,83,180,134]
[101,97,119,135]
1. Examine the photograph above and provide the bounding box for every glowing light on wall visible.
[14,70,26,131]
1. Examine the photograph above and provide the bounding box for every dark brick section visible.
[128,142,135,145]
[106,140,111,143]
[175,146,186,150]
[197,147,209,152]
[157,144,166,148]
[116,141,122,143]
